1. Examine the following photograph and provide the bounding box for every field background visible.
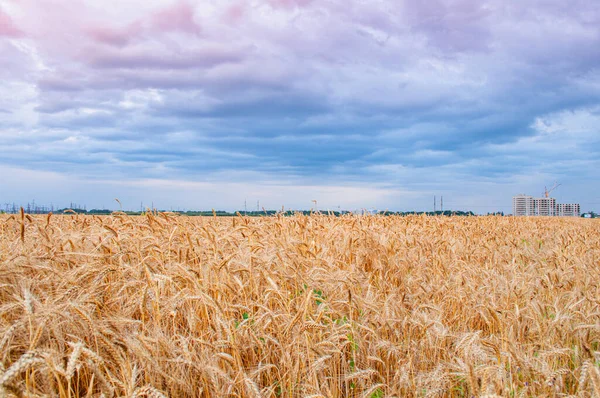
[0,213,599,397]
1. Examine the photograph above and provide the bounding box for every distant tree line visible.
[1,206,480,217]
[3,205,597,217]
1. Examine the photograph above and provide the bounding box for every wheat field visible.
[0,212,599,397]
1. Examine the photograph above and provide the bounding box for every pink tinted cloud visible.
[0,9,23,37]
[87,2,200,47]
[222,3,246,25]
[267,0,314,9]
[87,23,142,47]
[151,1,201,35]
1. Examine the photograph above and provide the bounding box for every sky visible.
[1,0,599,213]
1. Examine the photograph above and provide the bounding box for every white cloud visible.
[119,89,164,109]
[531,107,600,143]
[0,81,39,127]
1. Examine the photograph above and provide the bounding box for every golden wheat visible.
[0,213,599,397]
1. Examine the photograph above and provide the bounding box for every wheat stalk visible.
[132,385,168,398]
[589,364,600,398]
[0,352,44,387]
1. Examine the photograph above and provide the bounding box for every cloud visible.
[0,164,399,212]
[88,45,244,70]
[0,8,22,37]
[151,1,201,35]
[1,0,599,212]
[401,0,493,52]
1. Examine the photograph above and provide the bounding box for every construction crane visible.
[544,182,561,198]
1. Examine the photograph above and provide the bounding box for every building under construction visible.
[512,184,580,217]
[556,203,581,217]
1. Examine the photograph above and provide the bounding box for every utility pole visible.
[434,196,436,212]
[441,196,443,212]
[244,199,247,216]
[257,200,259,212]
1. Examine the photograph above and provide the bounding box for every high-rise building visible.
[534,197,556,216]
[513,194,580,217]
[556,203,580,217]
[513,194,534,216]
